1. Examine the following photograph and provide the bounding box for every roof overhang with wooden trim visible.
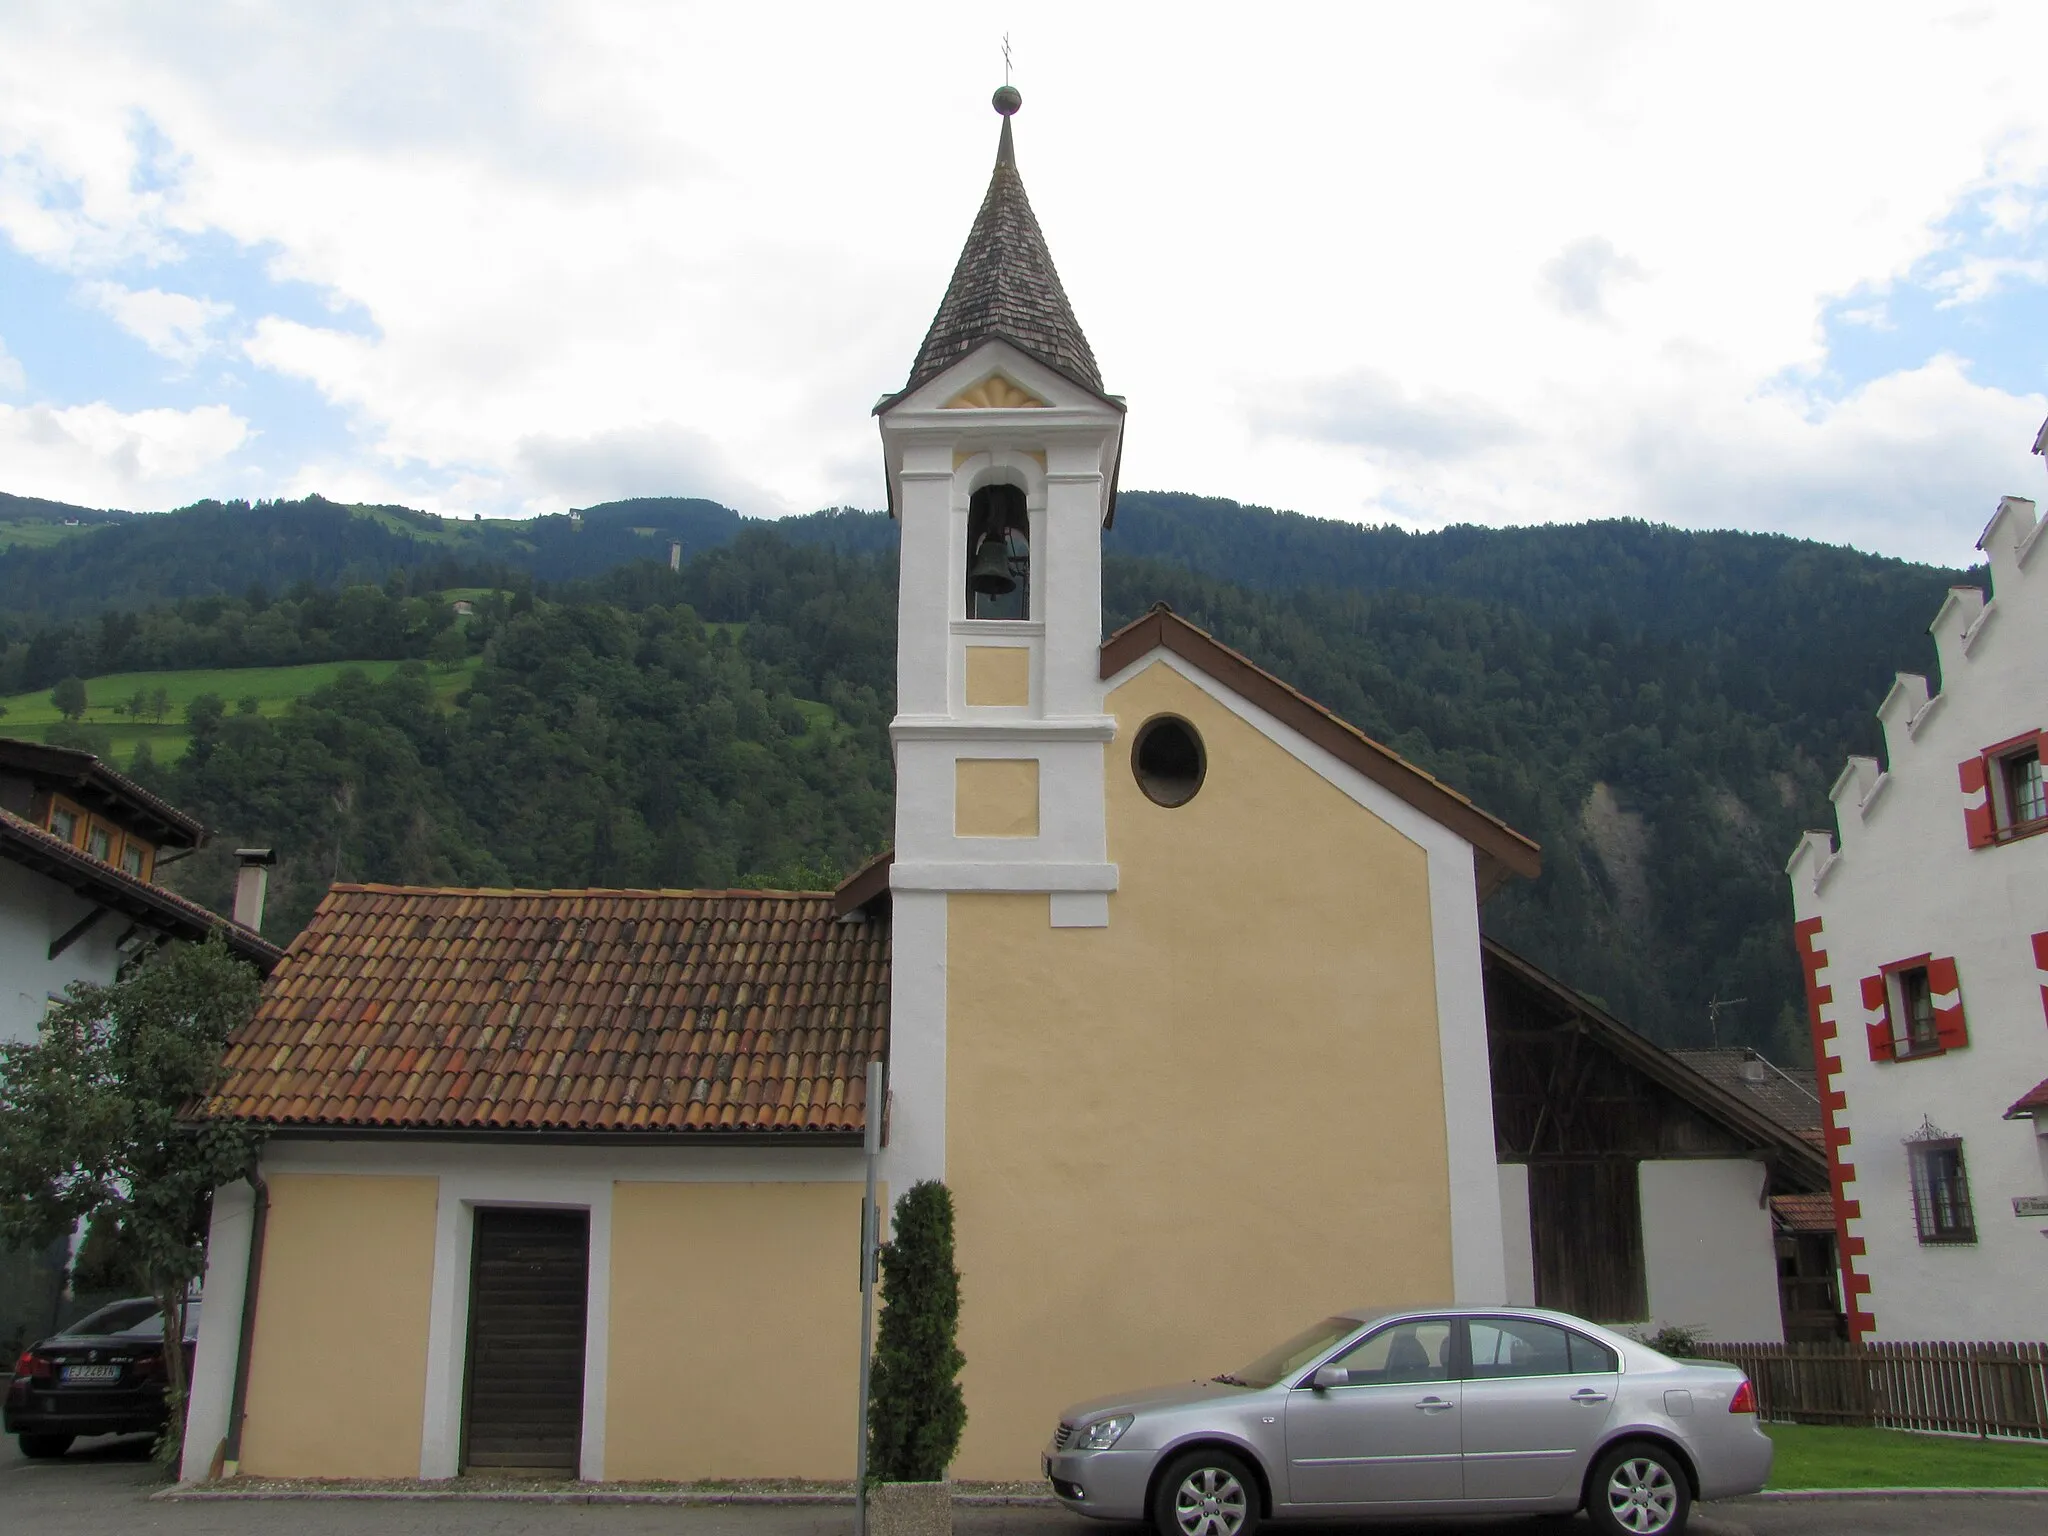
[0,809,281,972]
[0,736,209,849]
[1100,605,1542,896]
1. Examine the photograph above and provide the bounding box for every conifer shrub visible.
[866,1180,966,1483]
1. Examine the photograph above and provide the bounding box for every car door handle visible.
[1571,1388,1610,1404]
[1415,1396,1456,1412]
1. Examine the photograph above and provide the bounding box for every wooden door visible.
[1528,1160,1646,1324]
[462,1208,588,1475]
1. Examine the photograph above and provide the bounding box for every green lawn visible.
[0,657,481,763]
[1765,1422,2048,1489]
[0,518,97,550]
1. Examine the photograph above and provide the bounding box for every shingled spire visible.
[896,86,1104,401]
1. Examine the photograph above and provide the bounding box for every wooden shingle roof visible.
[203,884,887,1138]
[890,107,1104,405]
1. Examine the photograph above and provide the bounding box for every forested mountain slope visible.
[0,486,1973,1056]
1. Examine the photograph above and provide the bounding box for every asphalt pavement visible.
[5,1432,2047,1536]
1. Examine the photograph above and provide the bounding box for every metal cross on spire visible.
[1003,32,1013,85]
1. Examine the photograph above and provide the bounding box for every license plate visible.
[61,1364,120,1384]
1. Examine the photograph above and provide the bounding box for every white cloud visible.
[0,334,24,393]
[1,2,2047,562]
[0,400,248,508]
[80,280,232,363]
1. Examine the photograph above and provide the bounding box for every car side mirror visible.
[1311,1366,1346,1391]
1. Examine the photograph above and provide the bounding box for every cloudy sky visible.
[3,2,2046,566]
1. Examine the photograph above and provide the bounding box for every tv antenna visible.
[1706,993,1747,1048]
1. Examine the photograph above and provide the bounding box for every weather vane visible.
[1003,33,1013,85]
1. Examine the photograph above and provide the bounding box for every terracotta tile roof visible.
[889,110,1105,406]
[202,884,887,1136]
[1771,1193,1838,1234]
[0,808,281,971]
[2007,1075,2048,1118]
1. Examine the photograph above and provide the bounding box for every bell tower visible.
[877,84,1125,929]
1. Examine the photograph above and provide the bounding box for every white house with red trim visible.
[1786,471,2048,1342]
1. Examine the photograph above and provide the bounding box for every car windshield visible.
[1226,1316,1362,1389]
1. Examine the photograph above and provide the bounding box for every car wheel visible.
[1152,1448,1260,1536]
[18,1433,75,1459]
[1586,1440,1690,1536]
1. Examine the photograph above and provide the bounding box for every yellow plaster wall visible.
[963,646,1031,707]
[239,1173,439,1476]
[605,1181,866,1479]
[946,661,1452,1477]
[954,759,1039,837]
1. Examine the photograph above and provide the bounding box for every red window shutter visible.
[1862,973,1896,1061]
[1928,955,1968,1049]
[1959,756,1994,847]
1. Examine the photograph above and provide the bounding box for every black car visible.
[4,1297,200,1458]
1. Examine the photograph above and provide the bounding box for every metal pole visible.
[854,1059,883,1536]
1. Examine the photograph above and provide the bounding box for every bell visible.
[968,536,1017,596]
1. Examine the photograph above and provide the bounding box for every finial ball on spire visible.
[993,84,1022,116]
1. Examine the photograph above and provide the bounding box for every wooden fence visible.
[1711,1341,2048,1440]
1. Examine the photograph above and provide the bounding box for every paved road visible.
[5,1434,2046,1536]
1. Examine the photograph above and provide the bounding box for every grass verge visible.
[1764,1422,2048,1489]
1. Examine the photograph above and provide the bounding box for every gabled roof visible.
[0,737,208,848]
[884,99,1105,408]
[201,884,886,1139]
[1101,605,1542,894]
[0,808,281,971]
[1482,936,1830,1187]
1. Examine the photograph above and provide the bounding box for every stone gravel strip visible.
[1749,1487,2048,1499]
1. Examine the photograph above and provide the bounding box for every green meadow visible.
[0,657,482,763]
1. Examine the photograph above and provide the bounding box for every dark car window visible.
[62,1298,201,1341]
[64,1300,161,1336]
[1568,1331,1620,1373]
[1466,1318,1579,1379]
[1234,1316,1361,1389]
[1325,1320,1453,1385]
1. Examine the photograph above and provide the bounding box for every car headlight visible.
[1076,1413,1132,1451]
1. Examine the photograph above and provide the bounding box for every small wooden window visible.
[85,821,114,863]
[1896,967,1938,1055]
[1907,1138,1976,1245]
[2006,747,2046,828]
[47,802,80,844]
[119,842,147,879]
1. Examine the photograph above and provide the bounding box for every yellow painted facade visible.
[963,645,1031,707]
[239,1173,439,1477]
[954,758,1040,837]
[605,1181,867,1479]
[944,661,1453,1477]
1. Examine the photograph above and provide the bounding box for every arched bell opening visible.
[965,483,1031,620]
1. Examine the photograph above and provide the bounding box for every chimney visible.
[233,848,276,932]
[668,539,682,572]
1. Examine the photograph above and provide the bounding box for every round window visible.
[1132,715,1206,807]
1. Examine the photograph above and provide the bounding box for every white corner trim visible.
[182,1180,256,1481]
[883,889,947,1191]
[891,714,1117,744]
[889,859,1119,893]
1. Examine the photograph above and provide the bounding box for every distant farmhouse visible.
[1788,476,2048,1341]
[178,90,1827,1485]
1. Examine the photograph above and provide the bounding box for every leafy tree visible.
[0,938,264,1466]
[866,1180,966,1483]
[49,675,87,720]
[427,625,468,669]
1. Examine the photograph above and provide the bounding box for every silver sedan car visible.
[1043,1306,1770,1536]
